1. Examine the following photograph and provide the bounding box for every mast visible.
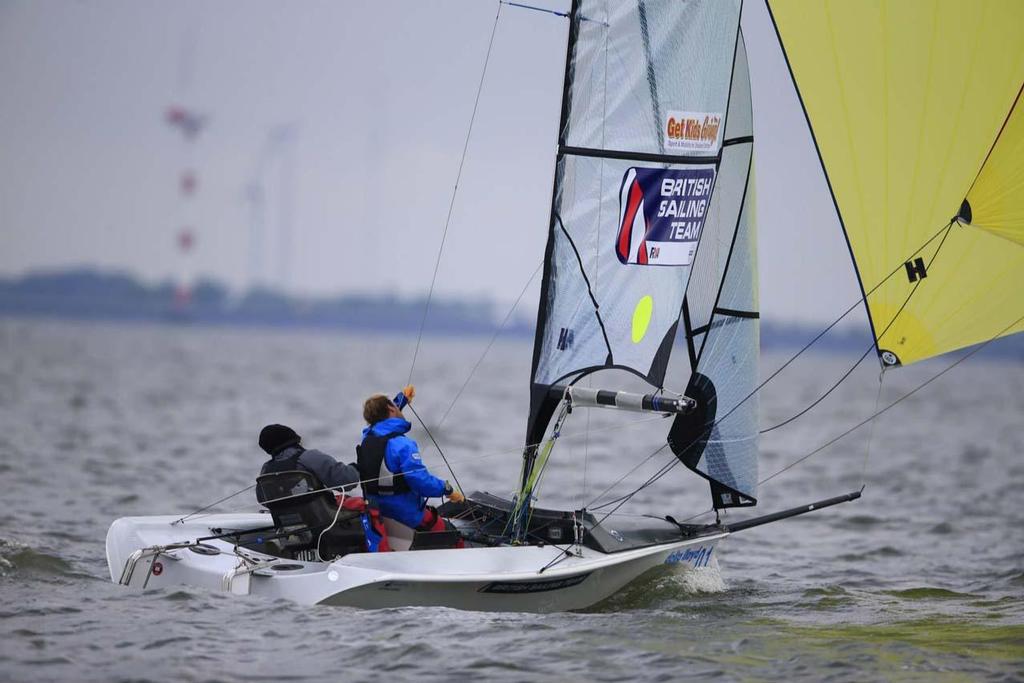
[521,0,581,494]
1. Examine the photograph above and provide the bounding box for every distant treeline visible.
[0,268,1021,360]
[0,268,516,335]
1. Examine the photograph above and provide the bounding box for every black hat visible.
[259,424,300,455]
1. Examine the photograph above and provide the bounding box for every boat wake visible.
[590,563,727,612]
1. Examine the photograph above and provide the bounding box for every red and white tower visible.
[164,104,206,314]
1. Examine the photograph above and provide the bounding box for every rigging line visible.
[580,0,608,509]
[185,413,678,522]
[861,370,885,488]
[758,311,1024,488]
[759,220,955,434]
[712,219,955,431]
[436,261,543,429]
[407,2,503,386]
[407,402,464,494]
[173,484,256,525]
[500,1,609,26]
[591,216,951,514]
[585,443,670,510]
[591,457,678,527]
[760,345,873,435]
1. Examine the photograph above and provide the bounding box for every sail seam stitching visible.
[559,145,720,165]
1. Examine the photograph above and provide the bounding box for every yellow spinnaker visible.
[768,0,1024,366]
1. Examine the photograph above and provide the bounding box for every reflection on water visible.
[0,318,1022,681]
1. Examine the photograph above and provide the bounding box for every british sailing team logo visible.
[615,167,715,266]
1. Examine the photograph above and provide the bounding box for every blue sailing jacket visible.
[361,417,447,528]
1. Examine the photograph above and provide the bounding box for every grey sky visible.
[0,0,862,325]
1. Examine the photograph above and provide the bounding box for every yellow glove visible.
[448,490,466,504]
[402,384,416,403]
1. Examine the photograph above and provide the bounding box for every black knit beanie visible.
[258,424,301,455]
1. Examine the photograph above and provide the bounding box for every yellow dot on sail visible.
[631,295,653,343]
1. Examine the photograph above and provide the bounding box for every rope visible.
[407,402,464,494]
[759,219,953,434]
[407,2,503,386]
[436,261,542,428]
[178,412,673,522]
[756,311,1024,487]
[316,490,347,562]
[861,370,885,487]
[173,484,256,525]
[586,219,959,513]
[592,311,1019,523]
[501,1,609,26]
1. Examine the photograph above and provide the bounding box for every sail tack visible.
[767,0,1024,367]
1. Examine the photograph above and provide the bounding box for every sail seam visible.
[559,145,720,165]
[723,136,753,147]
[714,307,758,319]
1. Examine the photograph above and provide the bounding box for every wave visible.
[883,587,976,601]
[0,537,81,580]
[587,564,727,612]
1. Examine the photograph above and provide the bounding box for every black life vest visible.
[357,433,410,497]
[257,447,326,505]
[261,448,323,486]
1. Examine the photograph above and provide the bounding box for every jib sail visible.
[767,0,1024,367]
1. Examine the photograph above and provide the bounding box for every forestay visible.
[767,0,1024,367]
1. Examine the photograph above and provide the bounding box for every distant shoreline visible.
[2,267,1021,360]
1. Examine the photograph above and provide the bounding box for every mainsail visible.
[524,0,758,511]
[767,0,1024,367]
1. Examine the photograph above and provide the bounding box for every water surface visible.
[1,319,1021,681]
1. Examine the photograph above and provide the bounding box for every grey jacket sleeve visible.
[299,448,360,491]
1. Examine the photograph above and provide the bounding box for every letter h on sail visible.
[904,257,927,283]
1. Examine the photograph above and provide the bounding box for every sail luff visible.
[523,0,580,478]
[763,0,881,359]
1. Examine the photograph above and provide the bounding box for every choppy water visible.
[1,318,1022,682]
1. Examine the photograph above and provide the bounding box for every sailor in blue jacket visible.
[357,386,464,533]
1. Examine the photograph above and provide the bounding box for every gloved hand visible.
[402,384,416,402]
[447,490,466,504]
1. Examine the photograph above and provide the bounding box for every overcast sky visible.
[0,0,863,325]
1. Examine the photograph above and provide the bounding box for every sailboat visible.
[105,0,1024,612]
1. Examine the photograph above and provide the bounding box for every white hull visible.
[106,514,726,612]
